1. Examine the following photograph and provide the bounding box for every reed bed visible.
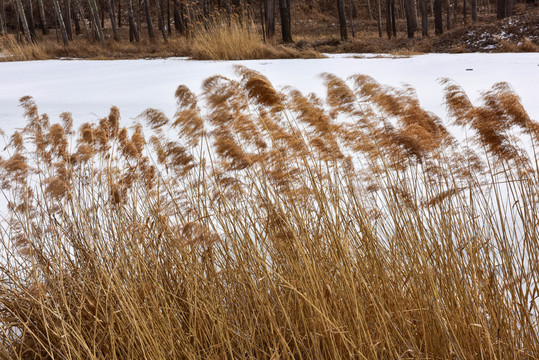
[0,68,538,359]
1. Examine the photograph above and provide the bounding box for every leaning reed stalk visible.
[0,70,538,359]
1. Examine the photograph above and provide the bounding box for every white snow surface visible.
[0,53,538,133]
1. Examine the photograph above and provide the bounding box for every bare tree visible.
[108,0,120,40]
[347,0,355,38]
[385,0,391,38]
[143,0,156,39]
[0,0,6,34]
[23,0,36,39]
[15,0,33,42]
[337,0,348,40]
[155,0,167,41]
[471,0,477,21]
[73,0,90,39]
[446,0,452,30]
[404,0,416,38]
[279,0,292,43]
[434,0,443,34]
[127,0,140,41]
[35,0,49,35]
[52,0,70,44]
[453,0,457,25]
[505,0,512,16]
[73,6,81,34]
[172,0,186,35]
[390,0,396,36]
[386,0,395,38]
[264,0,276,39]
[420,0,428,36]
[497,0,505,19]
[376,0,382,37]
[87,0,105,42]
[167,0,170,34]
[137,0,141,31]
[64,0,73,40]
[118,0,122,26]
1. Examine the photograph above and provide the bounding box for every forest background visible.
[0,0,538,60]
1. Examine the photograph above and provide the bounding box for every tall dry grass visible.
[0,69,538,359]
[190,18,320,60]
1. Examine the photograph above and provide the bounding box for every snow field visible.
[0,53,538,135]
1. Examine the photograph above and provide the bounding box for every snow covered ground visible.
[0,53,538,134]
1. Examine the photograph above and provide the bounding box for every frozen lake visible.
[0,53,538,134]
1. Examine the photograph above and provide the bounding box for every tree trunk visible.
[391,0,396,36]
[155,0,167,41]
[167,0,171,34]
[453,0,457,25]
[260,0,266,41]
[16,0,33,42]
[173,0,181,32]
[73,8,81,35]
[265,0,275,39]
[337,0,348,40]
[0,0,7,34]
[463,0,467,23]
[505,0,512,16]
[434,0,443,34]
[172,0,185,34]
[143,0,156,40]
[127,0,140,41]
[420,0,428,36]
[23,0,36,39]
[35,0,49,34]
[137,0,141,31]
[64,0,73,40]
[87,0,105,42]
[376,0,382,37]
[404,0,414,38]
[412,0,419,30]
[101,1,105,27]
[278,0,292,43]
[385,0,392,38]
[446,0,452,30]
[73,0,90,39]
[471,0,477,21]
[118,0,122,26]
[348,0,355,38]
[497,0,505,19]
[108,0,120,40]
[367,0,373,20]
[52,0,70,44]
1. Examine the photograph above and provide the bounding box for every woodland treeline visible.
[0,0,528,46]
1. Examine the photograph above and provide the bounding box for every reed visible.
[0,70,538,359]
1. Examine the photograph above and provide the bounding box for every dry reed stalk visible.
[0,72,538,359]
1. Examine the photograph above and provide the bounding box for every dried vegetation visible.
[0,68,538,359]
[0,18,321,61]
